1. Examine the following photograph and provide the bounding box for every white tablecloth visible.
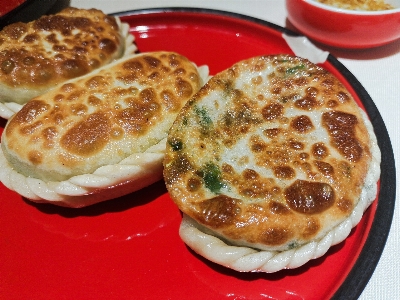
[71,1,400,298]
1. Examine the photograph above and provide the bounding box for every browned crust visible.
[0,7,126,96]
[2,52,202,182]
[164,54,373,250]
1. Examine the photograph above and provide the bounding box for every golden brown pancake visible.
[0,7,136,118]
[163,54,380,271]
[0,51,208,207]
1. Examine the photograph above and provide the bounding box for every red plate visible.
[0,8,395,300]
[0,0,57,29]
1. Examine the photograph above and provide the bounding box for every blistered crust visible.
[164,54,379,251]
[179,111,380,272]
[2,52,204,184]
[0,7,136,116]
[0,52,208,207]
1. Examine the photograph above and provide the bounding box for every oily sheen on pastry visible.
[163,54,381,272]
[0,7,136,119]
[0,51,208,207]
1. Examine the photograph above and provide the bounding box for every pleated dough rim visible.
[0,62,209,208]
[0,137,166,207]
[178,109,381,272]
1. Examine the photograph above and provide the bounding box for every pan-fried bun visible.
[0,51,208,207]
[0,7,136,119]
[164,54,380,272]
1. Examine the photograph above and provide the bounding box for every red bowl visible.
[286,0,400,48]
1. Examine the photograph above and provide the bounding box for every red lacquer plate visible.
[0,8,395,300]
[0,0,57,29]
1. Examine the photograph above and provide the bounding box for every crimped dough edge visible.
[0,16,137,120]
[0,138,165,207]
[0,63,209,207]
[179,109,381,273]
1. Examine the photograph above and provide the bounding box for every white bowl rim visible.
[302,0,400,15]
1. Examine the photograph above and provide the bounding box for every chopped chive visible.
[200,162,225,194]
[169,139,183,151]
[194,105,213,134]
[286,64,305,75]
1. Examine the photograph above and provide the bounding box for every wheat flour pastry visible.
[0,51,209,207]
[0,7,137,119]
[163,54,381,272]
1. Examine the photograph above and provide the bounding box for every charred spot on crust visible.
[116,88,160,134]
[314,160,334,177]
[143,55,162,68]
[34,15,91,32]
[250,136,267,153]
[164,153,194,185]
[269,201,291,215]
[6,100,49,136]
[85,75,109,90]
[260,227,292,246]
[312,143,329,159]
[290,115,314,133]
[60,112,111,156]
[187,177,202,192]
[175,77,193,99]
[242,168,259,180]
[263,128,280,139]
[28,150,43,165]
[289,140,304,150]
[273,165,296,180]
[295,96,318,110]
[337,91,351,103]
[195,195,241,229]
[122,60,144,72]
[322,111,363,162]
[2,22,28,39]
[160,90,179,111]
[284,180,335,214]
[61,59,89,78]
[98,38,117,54]
[261,103,283,121]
